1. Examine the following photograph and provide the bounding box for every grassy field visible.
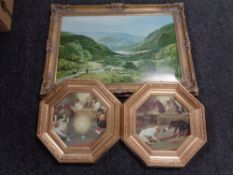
[76,70,141,84]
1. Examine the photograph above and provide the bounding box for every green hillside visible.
[130,23,176,52]
[59,32,115,60]
[155,44,181,78]
[57,32,117,80]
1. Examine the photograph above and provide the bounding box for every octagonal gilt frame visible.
[37,79,121,163]
[122,82,207,167]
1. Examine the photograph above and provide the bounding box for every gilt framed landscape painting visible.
[40,3,198,96]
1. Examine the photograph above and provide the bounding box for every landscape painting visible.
[56,15,181,85]
[53,92,107,147]
[136,95,190,150]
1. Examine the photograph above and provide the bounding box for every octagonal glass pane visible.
[53,92,107,147]
[136,95,190,150]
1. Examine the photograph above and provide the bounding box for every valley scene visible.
[57,15,181,84]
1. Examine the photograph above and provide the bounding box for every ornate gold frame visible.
[0,0,14,32]
[37,79,121,163]
[122,82,206,167]
[40,3,198,96]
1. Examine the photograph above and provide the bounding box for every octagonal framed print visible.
[122,82,207,167]
[37,79,121,163]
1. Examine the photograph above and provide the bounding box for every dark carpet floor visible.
[0,0,233,174]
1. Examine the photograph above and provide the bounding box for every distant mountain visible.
[78,32,109,41]
[78,32,144,51]
[129,23,176,52]
[97,33,144,50]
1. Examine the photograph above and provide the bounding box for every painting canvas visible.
[53,92,107,147]
[136,95,190,150]
[57,15,181,85]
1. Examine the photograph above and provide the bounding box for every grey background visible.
[0,0,233,174]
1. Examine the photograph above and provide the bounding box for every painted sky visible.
[61,15,173,37]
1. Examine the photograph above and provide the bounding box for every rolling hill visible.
[59,32,115,60]
[129,23,177,53]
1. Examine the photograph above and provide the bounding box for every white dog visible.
[139,126,168,144]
